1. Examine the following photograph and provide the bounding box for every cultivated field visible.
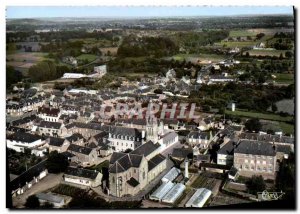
[247,49,288,57]
[170,53,224,63]
[272,73,294,84]
[76,54,98,63]
[225,109,293,122]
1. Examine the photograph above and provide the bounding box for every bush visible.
[46,151,69,173]
[25,195,40,208]
[246,175,266,195]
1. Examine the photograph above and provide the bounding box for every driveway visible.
[12,173,63,208]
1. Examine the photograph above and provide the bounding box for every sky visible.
[6,6,294,19]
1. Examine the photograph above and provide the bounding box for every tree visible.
[246,175,266,195]
[285,51,293,59]
[271,103,278,112]
[25,195,40,208]
[245,118,262,133]
[153,88,163,94]
[46,151,69,173]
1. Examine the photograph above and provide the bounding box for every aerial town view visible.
[5,6,295,209]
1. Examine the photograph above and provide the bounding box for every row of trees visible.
[188,82,294,113]
[28,61,70,82]
[6,66,23,89]
[117,35,178,58]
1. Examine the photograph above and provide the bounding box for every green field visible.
[171,53,224,62]
[225,109,293,122]
[279,122,294,135]
[216,41,257,48]
[272,73,294,84]
[229,30,256,37]
[76,54,97,62]
[248,49,287,57]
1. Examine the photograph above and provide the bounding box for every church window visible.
[112,176,115,183]
[143,171,145,180]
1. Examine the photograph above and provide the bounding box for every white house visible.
[64,167,102,187]
[7,133,45,153]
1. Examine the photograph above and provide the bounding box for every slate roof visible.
[92,132,108,141]
[66,133,84,143]
[161,131,178,144]
[276,145,291,154]
[148,154,166,171]
[126,177,140,187]
[218,141,237,155]
[116,118,147,126]
[38,107,60,116]
[67,144,93,155]
[109,153,143,173]
[48,137,65,147]
[11,115,37,126]
[235,140,276,156]
[171,148,193,159]
[39,121,62,129]
[130,141,160,157]
[110,126,142,139]
[7,132,41,143]
[10,160,47,191]
[188,131,210,140]
[64,167,99,179]
[239,133,294,145]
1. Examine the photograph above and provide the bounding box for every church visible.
[107,116,178,197]
[108,141,167,197]
[108,116,178,153]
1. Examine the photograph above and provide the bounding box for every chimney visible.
[184,158,189,179]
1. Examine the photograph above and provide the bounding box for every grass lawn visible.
[171,53,224,62]
[279,122,295,135]
[217,41,257,48]
[87,160,109,172]
[225,109,293,122]
[229,30,256,37]
[271,73,294,84]
[76,54,97,62]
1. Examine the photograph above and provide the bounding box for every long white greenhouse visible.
[149,181,175,201]
[185,188,212,208]
[161,183,186,204]
[161,167,181,183]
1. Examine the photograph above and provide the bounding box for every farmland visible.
[76,54,98,63]
[272,73,294,84]
[170,53,224,63]
[6,52,50,73]
[247,49,288,57]
[225,109,293,122]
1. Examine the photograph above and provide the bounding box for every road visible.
[12,173,63,208]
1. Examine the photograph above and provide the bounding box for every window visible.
[257,160,260,164]
[250,160,254,164]
[143,171,146,180]
[134,169,136,173]
[244,159,248,163]
[263,161,266,164]
[112,176,115,183]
